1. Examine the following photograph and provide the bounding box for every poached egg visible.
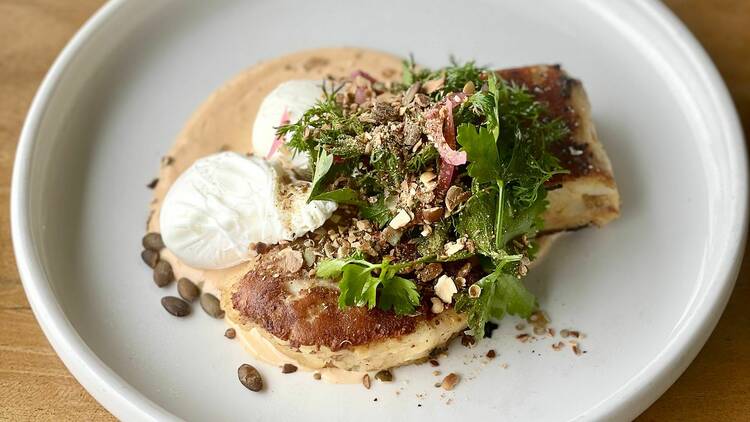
[252,79,322,173]
[159,152,336,269]
[160,80,330,269]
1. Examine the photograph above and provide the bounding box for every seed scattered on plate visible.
[486,349,496,359]
[161,296,190,317]
[142,232,165,251]
[429,359,440,367]
[460,333,475,348]
[281,363,298,374]
[313,372,321,380]
[200,293,224,318]
[441,373,460,391]
[177,278,200,302]
[362,374,371,389]
[374,370,393,382]
[224,328,236,339]
[238,364,263,392]
[153,261,174,287]
[141,249,159,268]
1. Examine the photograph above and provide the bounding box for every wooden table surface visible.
[0,1,747,420]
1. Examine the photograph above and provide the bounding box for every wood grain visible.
[0,1,747,420]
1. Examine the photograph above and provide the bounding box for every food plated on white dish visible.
[11,1,746,421]
[141,48,620,386]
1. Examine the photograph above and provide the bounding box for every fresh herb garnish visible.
[455,268,537,334]
[317,255,421,315]
[276,58,568,334]
[453,72,568,336]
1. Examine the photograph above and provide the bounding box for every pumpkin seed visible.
[142,232,165,251]
[238,364,263,391]
[141,249,159,268]
[200,293,224,318]
[153,261,174,287]
[161,296,190,317]
[362,374,371,389]
[374,370,393,382]
[177,278,200,302]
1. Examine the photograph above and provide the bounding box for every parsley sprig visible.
[316,255,424,315]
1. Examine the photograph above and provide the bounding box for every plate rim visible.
[10,0,748,421]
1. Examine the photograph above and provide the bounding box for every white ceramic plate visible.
[11,0,747,421]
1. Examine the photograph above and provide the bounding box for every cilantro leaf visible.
[457,123,501,183]
[456,269,537,337]
[338,264,373,308]
[378,276,420,315]
[315,258,351,279]
[318,257,422,315]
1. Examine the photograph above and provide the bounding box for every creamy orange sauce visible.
[148,48,404,383]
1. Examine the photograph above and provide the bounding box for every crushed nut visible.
[443,239,465,256]
[457,262,472,278]
[421,207,444,223]
[417,263,443,282]
[389,208,413,229]
[430,297,445,314]
[423,76,445,94]
[355,219,372,231]
[419,170,437,184]
[434,275,458,303]
[445,186,470,214]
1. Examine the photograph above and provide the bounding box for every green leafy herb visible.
[455,269,536,337]
[308,148,334,201]
[310,188,363,205]
[451,70,570,334]
[417,221,449,257]
[360,195,392,228]
[456,123,501,183]
[317,256,420,315]
[407,144,439,173]
[456,189,499,258]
